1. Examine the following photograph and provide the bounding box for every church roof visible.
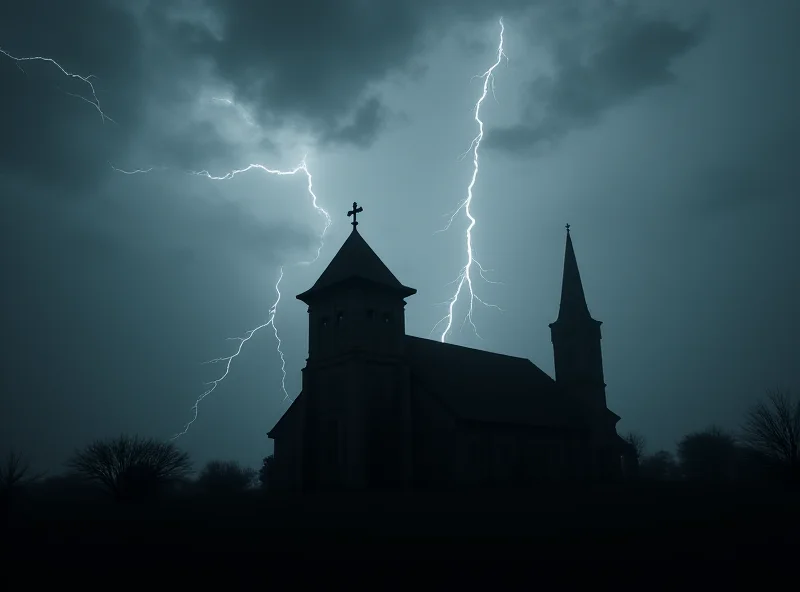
[268,336,588,439]
[405,336,585,428]
[553,226,595,324]
[297,227,416,302]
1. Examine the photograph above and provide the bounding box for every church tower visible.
[294,202,416,490]
[296,202,416,360]
[549,225,607,412]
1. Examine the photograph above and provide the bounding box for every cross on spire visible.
[565,223,571,234]
[348,201,363,228]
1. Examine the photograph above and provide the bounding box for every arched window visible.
[383,312,392,324]
[320,317,329,328]
[366,309,375,320]
[336,312,344,325]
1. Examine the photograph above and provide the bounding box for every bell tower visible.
[296,202,416,362]
[294,203,416,490]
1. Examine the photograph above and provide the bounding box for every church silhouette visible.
[268,203,634,491]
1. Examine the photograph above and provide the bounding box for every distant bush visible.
[677,426,738,483]
[69,435,192,502]
[259,454,275,489]
[639,450,681,481]
[196,460,257,495]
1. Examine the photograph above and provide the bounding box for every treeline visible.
[625,387,799,486]
[2,388,797,507]
[0,437,276,505]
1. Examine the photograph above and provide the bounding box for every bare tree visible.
[741,388,799,476]
[0,450,42,495]
[197,460,256,495]
[69,435,192,501]
[624,432,646,461]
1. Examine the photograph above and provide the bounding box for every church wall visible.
[409,381,458,489]
[362,360,411,488]
[306,284,408,360]
[299,354,413,491]
[495,429,531,484]
[462,424,537,487]
[301,363,352,490]
[269,397,306,492]
[456,426,502,487]
[456,422,594,487]
[287,399,307,490]
[456,424,509,487]
[540,428,597,482]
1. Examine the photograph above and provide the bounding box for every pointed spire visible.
[556,224,593,323]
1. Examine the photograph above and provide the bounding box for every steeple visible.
[555,223,593,324]
[296,202,415,361]
[549,225,607,409]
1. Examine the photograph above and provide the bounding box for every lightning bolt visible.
[112,158,331,440]
[431,18,506,344]
[0,48,114,123]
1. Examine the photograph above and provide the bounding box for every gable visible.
[405,336,585,428]
[267,391,304,439]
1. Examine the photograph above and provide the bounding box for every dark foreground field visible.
[4,483,798,559]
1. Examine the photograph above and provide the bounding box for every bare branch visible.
[741,388,800,470]
[624,432,646,460]
[0,450,43,492]
[68,435,192,500]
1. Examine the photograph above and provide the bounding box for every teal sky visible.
[1,0,798,472]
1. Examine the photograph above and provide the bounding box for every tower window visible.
[383,312,392,324]
[366,309,375,320]
[320,317,329,328]
[336,312,344,325]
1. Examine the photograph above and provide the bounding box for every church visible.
[268,203,635,491]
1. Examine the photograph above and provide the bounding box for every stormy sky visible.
[1,0,798,473]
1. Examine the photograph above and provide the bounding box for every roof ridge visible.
[404,335,531,363]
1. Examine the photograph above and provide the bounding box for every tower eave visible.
[549,317,602,329]
[296,276,417,304]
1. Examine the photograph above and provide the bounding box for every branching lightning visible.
[0,48,114,123]
[431,18,507,344]
[8,19,507,438]
[112,158,331,440]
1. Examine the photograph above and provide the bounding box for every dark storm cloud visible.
[154,0,544,149]
[2,0,704,177]
[152,0,431,147]
[0,0,252,191]
[1,172,317,282]
[0,168,318,467]
[144,121,234,172]
[319,96,390,148]
[150,0,712,155]
[486,9,710,152]
[0,0,145,190]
